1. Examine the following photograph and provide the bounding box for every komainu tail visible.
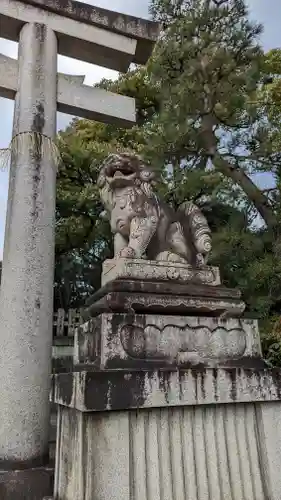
[178,201,212,265]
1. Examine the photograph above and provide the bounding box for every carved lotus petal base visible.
[74,313,264,370]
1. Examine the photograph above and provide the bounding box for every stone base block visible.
[74,313,263,369]
[83,278,245,319]
[52,368,281,412]
[53,401,281,500]
[102,258,221,286]
[0,467,53,500]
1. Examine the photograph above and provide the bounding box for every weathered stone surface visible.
[0,53,136,127]
[256,402,281,499]
[83,290,245,318]
[54,408,131,500]
[102,259,221,286]
[87,278,242,301]
[84,277,243,318]
[53,401,277,500]
[74,314,260,369]
[99,154,212,266]
[51,368,281,412]
[0,23,57,466]
[54,399,281,500]
[52,338,74,374]
[0,0,159,71]
[0,467,53,500]
[57,73,135,126]
[21,0,159,44]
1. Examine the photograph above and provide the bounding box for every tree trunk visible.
[200,116,278,229]
[213,154,278,229]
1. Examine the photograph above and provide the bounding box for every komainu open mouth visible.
[106,162,136,179]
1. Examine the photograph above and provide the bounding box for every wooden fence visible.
[53,308,83,337]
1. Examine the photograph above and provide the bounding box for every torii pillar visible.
[0,1,158,497]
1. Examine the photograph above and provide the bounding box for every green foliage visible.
[54,132,114,309]
[259,49,281,209]
[260,316,281,367]
[147,0,279,230]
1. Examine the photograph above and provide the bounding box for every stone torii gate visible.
[0,1,158,497]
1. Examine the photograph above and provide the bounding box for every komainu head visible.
[97,153,156,191]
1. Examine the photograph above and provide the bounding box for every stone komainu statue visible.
[98,153,212,266]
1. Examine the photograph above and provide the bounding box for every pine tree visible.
[147,0,279,229]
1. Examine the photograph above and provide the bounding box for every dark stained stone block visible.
[0,467,54,500]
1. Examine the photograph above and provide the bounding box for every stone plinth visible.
[52,369,281,500]
[102,258,221,286]
[83,278,245,319]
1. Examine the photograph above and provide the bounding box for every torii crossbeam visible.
[0,53,136,127]
[0,2,158,497]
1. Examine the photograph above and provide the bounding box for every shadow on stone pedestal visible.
[0,467,53,500]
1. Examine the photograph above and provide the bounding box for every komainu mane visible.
[98,153,212,266]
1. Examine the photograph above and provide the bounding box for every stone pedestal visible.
[52,259,281,500]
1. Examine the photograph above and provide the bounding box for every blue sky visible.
[0,0,280,257]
